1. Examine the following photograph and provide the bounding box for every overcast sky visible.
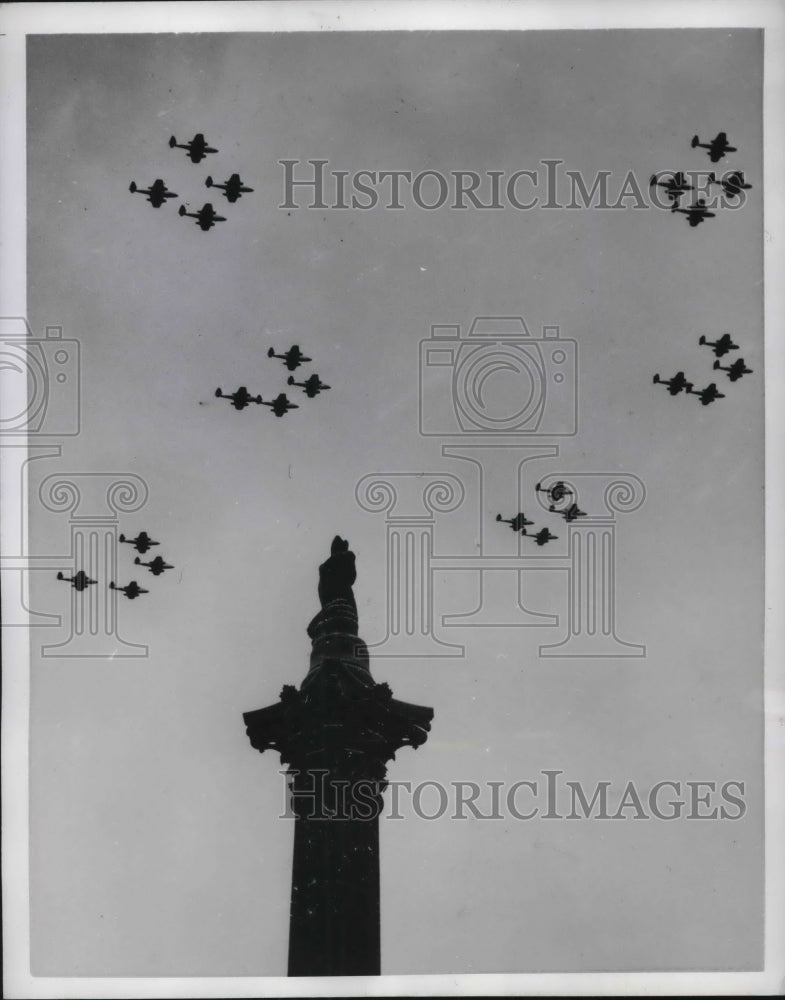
[27,29,763,976]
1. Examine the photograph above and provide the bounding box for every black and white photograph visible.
[2,2,784,997]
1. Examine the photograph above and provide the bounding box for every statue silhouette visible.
[318,536,357,611]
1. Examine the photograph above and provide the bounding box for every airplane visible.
[128,179,178,208]
[56,570,96,592]
[709,170,752,199]
[215,386,263,410]
[713,357,752,382]
[267,345,311,371]
[686,382,725,406]
[287,374,330,398]
[535,481,572,504]
[168,133,218,164]
[653,371,693,395]
[670,198,715,227]
[691,132,737,163]
[521,527,558,546]
[549,503,587,523]
[178,203,226,231]
[205,173,254,203]
[119,532,159,554]
[134,555,173,576]
[699,333,739,358]
[495,512,534,532]
[109,580,149,600]
[649,171,693,203]
[260,393,299,418]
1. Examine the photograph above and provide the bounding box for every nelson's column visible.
[243,536,434,976]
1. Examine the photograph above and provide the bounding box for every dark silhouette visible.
[671,198,715,227]
[178,203,226,231]
[535,480,572,504]
[649,171,693,203]
[691,132,737,163]
[215,386,262,410]
[56,570,96,592]
[205,173,254,203]
[653,371,693,395]
[522,527,557,546]
[709,170,751,199]
[699,333,738,358]
[134,555,173,576]
[243,537,434,976]
[495,512,533,532]
[119,531,158,554]
[686,382,725,405]
[128,179,178,208]
[260,393,298,417]
[550,502,587,523]
[287,373,330,398]
[168,133,218,163]
[714,358,752,382]
[267,345,311,371]
[109,580,148,599]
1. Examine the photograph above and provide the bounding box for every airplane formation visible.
[495,481,589,547]
[57,530,174,601]
[128,133,254,232]
[214,344,330,419]
[653,333,752,407]
[650,132,751,228]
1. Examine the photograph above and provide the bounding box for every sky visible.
[26,29,763,976]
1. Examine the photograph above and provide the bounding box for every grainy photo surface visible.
[2,5,783,997]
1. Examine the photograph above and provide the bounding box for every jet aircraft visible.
[287,374,330,397]
[215,386,263,410]
[670,198,715,227]
[110,580,149,600]
[205,174,254,203]
[699,333,738,358]
[56,570,96,592]
[691,132,737,163]
[179,203,226,231]
[713,358,752,382]
[649,171,693,203]
[653,371,693,395]
[119,532,159,554]
[686,383,725,406]
[168,133,218,164]
[495,512,534,532]
[267,345,311,371]
[135,555,174,576]
[550,503,587,523]
[260,393,299,418]
[522,527,558,546]
[709,170,752,199]
[128,179,178,208]
[535,481,572,504]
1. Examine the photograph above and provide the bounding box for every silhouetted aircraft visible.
[179,203,226,231]
[205,173,254,203]
[169,133,218,164]
[129,179,178,208]
[709,170,752,199]
[215,386,263,410]
[522,527,557,546]
[535,481,572,504]
[260,393,299,418]
[649,171,693,202]
[714,358,752,382]
[119,532,159,554]
[699,333,738,358]
[653,371,693,395]
[135,555,173,576]
[691,132,737,163]
[670,198,715,227]
[109,580,149,599]
[495,512,534,532]
[287,374,330,397]
[550,503,587,523]
[56,570,96,592]
[267,345,311,371]
[686,382,725,406]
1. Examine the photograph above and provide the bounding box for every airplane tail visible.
[255,396,263,404]
[215,388,222,397]
[691,135,700,148]
[134,557,141,565]
[653,374,660,383]
[57,572,64,580]
[649,174,657,186]
[495,514,502,521]
[713,360,720,370]
[205,176,213,188]
[178,205,187,216]
[699,336,706,345]
[119,534,126,542]
[169,136,177,148]
[287,376,295,385]
[267,347,275,358]
[109,581,116,589]
[129,181,137,193]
